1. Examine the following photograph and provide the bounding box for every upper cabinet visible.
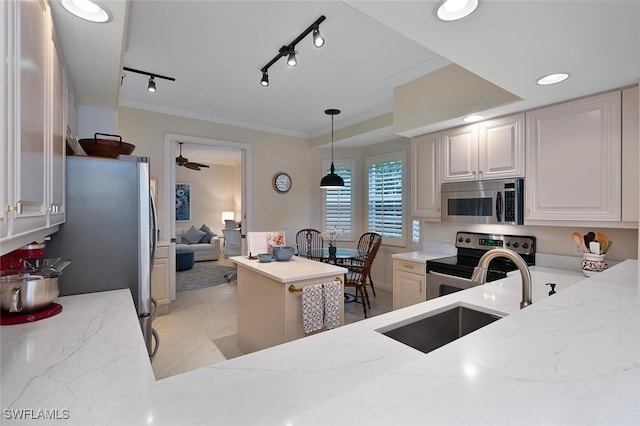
[525,91,622,223]
[11,0,49,236]
[621,86,639,223]
[1,0,74,255]
[48,27,65,226]
[411,132,441,219]
[442,113,525,182]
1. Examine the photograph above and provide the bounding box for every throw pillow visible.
[199,224,216,243]
[183,226,206,244]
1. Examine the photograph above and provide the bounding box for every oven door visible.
[425,271,478,300]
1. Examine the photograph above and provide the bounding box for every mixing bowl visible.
[272,246,294,261]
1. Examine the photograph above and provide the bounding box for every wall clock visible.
[272,172,292,193]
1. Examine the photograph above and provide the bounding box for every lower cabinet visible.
[392,259,426,310]
[152,244,170,316]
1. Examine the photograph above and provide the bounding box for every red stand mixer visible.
[1,242,69,324]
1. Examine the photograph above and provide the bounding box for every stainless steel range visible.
[425,232,536,300]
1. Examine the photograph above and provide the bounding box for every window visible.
[367,152,406,246]
[322,159,354,241]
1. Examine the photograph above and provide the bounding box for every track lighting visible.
[122,66,175,93]
[287,50,298,67]
[259,15,326,86]
[313,25,324,47]
[320,108,345,189]
[147,76,156,93]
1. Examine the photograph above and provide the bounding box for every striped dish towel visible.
[302,283,324,334]
[323,280,342,330]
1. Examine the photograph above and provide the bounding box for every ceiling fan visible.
[176,142,210,171]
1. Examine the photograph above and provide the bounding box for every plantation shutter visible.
[367,155,404,243]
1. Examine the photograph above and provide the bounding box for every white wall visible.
[77,105,117,139]
[117,106,322,243]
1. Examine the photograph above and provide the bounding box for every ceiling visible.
[50,0,640,156]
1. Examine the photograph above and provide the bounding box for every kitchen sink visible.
[378,304,505,354]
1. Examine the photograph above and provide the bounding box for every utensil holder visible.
[581,253,607,272]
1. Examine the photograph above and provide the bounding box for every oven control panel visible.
[455,232,535,256]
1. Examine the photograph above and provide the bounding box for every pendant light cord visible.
[331,115,335,164]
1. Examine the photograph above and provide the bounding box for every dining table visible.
[307,247,367,264]
[305,247,367,302]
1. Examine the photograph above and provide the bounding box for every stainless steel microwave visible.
[441,178,524,225]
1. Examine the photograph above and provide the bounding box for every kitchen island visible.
[1,258,638,425]
[230,255,348,353]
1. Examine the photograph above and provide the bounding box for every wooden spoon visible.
[597,232,610,246]
[572,232,589,253]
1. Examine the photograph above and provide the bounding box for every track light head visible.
[260,71,269,87]
[313,25,324,47]
[287,50,297,67]
[147,76,156,93]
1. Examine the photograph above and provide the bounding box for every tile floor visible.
[151,255,393,380]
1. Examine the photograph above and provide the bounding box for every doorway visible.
[164,133,252,301]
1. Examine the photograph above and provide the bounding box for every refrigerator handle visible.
[150,189,158,266]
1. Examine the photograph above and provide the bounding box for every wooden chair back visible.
[295,229,323,259]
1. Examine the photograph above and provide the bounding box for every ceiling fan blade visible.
[184,163,201,170]
[189,162,210,168]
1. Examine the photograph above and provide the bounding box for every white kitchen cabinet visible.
[621,85,639,223]
[1,0,70,255]
[410,132,441,219]
[10,0,49,237]
[525,90,621,223]
[0,0,10,242]
[442,113,524,182]
[392,259,426,310]
[48,26,65,226]
[442,124,477,182]
[152,244,170,315]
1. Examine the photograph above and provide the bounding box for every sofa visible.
[176,225,221,261]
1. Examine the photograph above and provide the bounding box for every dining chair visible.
[222,229,242,256]
[295,229,324,261]
[347,232,382,297]
[224,219,240,230]
[344,233,382,318]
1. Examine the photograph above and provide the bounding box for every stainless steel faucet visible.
[471,248,532,309]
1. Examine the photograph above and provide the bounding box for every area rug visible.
[176,262,237,292]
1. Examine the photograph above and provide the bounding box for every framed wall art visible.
[176,183,191,222]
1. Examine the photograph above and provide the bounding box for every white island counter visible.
[1,259,638,425]
[230,255,348,353]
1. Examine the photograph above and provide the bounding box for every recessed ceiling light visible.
[537,73,570,86]
[436,0,479,21]
[463,115,484,123]
[60,0,111,23]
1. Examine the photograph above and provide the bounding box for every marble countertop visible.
[230,255,347,283]
[2,258,638,425]
[1,290,154,425]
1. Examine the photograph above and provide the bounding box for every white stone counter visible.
[2,261,638,425]
[230,254,347,283]
[0,290,154,425]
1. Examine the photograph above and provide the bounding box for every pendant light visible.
[320,109,345,189]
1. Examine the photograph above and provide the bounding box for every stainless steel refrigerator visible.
[46,155,159,360]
